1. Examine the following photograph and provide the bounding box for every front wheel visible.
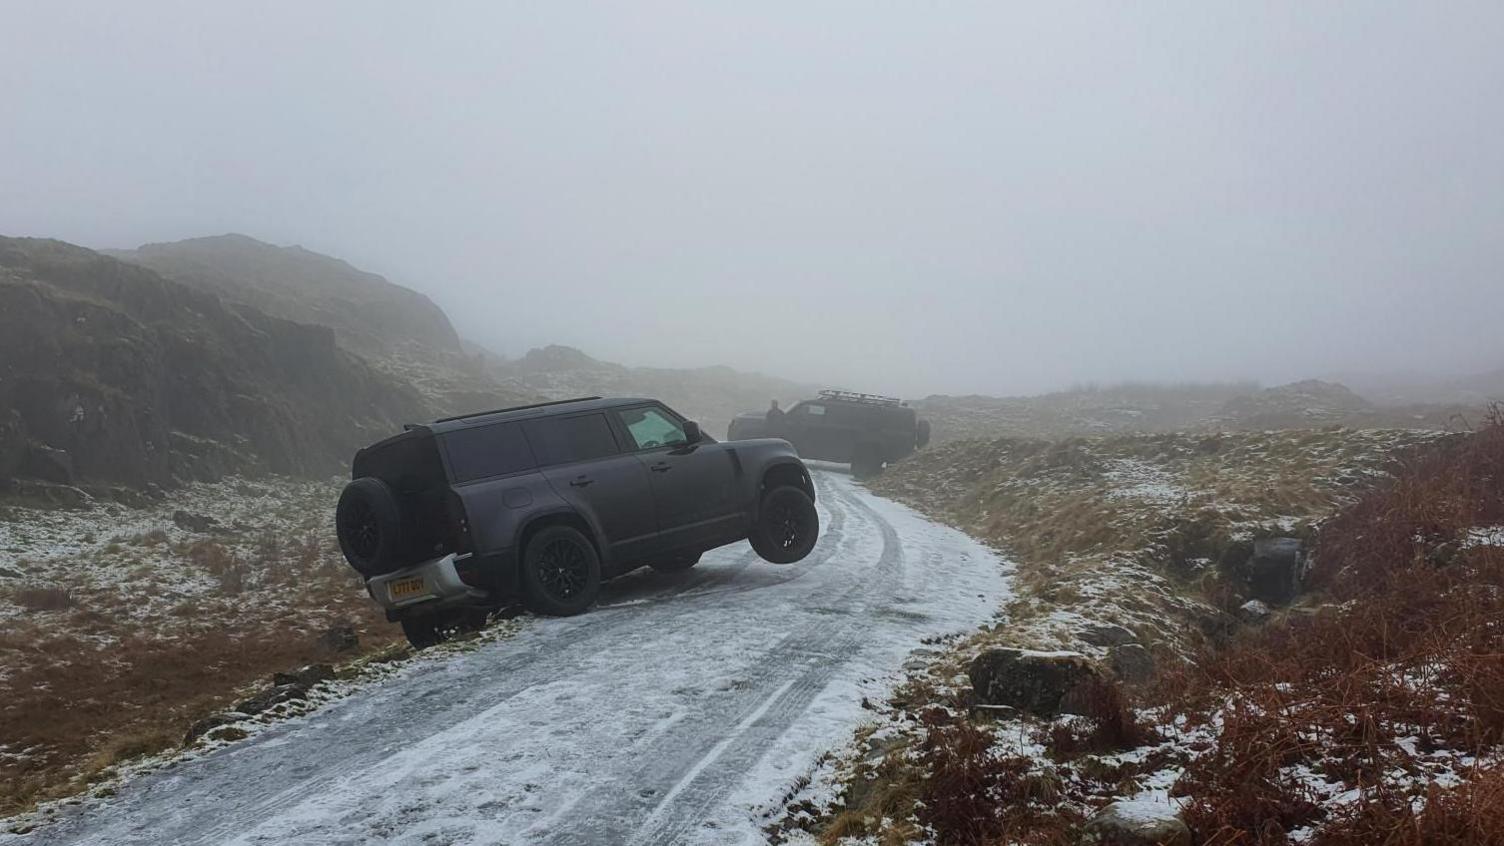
[851,445,883,480]
[750,486,820,564]
[520,525,601,616]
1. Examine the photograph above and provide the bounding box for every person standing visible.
[765,399,786,437]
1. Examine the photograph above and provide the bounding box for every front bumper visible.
[366,553,489,615]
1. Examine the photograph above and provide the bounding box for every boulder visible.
[1237,599,1272,624]
[272,663,334,688]
[1079,623,1138,648]
[172,510,219,533]
[1236,537,1306,604]
[182,713,243,746]
[234,683,308,715]
[20,445,74,484]
[1108,643,1155,684]
[315,624,360,654]
[1081,800,1191,846]
[969,648,1105,717]
[14,480,92,509]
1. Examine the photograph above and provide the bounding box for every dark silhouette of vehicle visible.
[727,390,930,478]
[335,397,819,647]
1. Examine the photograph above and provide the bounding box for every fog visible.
[3,2,1502,397]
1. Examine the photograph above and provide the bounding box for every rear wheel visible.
[400,607,490,650]
[651,552,701,573]
[750,486,820,564]
[520,525,601,616]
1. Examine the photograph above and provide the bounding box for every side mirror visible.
[683,420,703,444]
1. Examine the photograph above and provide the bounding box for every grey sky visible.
[3,2,1502,396]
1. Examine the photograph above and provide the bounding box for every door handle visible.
[650,463,672,473]
[569,476,594,487]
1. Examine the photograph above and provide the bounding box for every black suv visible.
[728,390,931,477]
[335,397,819,647]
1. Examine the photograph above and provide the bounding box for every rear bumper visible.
[366,553,489,616]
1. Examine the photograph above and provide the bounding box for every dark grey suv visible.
[728,390,930,478]
[336,397,819,647]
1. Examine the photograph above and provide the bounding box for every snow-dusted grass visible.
[873,428,1442,658]
[786,426,1470,845]
[0,476,415,817]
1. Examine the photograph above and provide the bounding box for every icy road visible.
[13,469,1007,846]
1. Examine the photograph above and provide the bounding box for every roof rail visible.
[818,389,902,407]
[433,396,603,424]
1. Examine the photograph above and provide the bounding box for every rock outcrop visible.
[0,236,428,490]
[1080,801,1191,846]
[969,648,1106,717]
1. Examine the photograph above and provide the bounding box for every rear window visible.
[524,413,621,466]
[441,422,536,483]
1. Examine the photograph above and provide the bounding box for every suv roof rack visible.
[431,396,604,425]
[818,389,903,407]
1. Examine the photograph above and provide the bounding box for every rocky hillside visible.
[106,234,536,418]
[494,345,818,436]
[0,237,428,497]
[919,378,1480,444]
[107,235,459,359]
[1208,379,1473,431]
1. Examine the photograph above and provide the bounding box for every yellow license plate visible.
[389,577,427,601]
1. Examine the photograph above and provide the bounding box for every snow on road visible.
[7,470,1008,846]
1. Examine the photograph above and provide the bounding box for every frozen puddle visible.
[5,469,1010,846]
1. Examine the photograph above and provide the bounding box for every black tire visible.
[336,477,404,576]
[916,419,931,449]
[401,607,490,650]
[850,445,883,480]
[401,615,441,650]
[520,525,601,616]
[750,486,820,564]
[651,552,701,573]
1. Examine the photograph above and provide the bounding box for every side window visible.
[523,414,620,466]
[442,422,536,483]
[616,406,687,450]
[794,403,826,418]
[826,403,862,425]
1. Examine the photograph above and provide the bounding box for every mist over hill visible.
[106,234,460,358]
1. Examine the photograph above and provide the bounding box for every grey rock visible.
[183,713,242,746]
[273,663,335,688]
[1108,643,1155,684]
[172,510,219,533]
[315,624,359,654]
[1079,622,1138,647]
[863,732,906,763]
[969,648,1105,717]
[1235,537,1306,604]
[234,683,308,715]
[1081,801,1191,846]
[1238,599,1272,623]
[14,480,93,509]
[20,445,75,484]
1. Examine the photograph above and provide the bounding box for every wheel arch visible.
[760,459,814,500]
[513,509,605,573]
